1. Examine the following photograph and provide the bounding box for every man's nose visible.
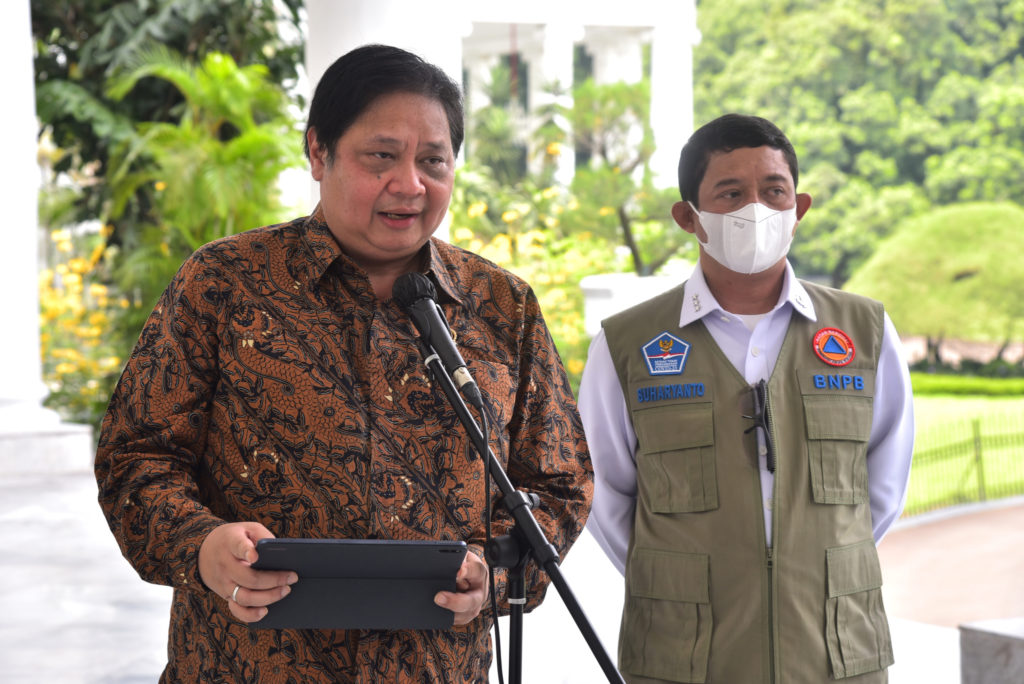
[387,159,426,196]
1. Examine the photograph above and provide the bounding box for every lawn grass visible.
[904,394,1024,516]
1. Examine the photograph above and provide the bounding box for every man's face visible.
[307,91,455,273]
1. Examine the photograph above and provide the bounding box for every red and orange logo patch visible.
[812,327,855,366]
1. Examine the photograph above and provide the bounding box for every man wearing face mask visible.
[578,114,914,683]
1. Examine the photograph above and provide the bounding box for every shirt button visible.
[751,347,760,357]
[765,498,773,511]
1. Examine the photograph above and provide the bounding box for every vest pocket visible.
[803,394,872,504]
[621,548,712,683]
[633,403,718,513]
[824,540,894,679]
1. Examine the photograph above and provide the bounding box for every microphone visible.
[393,272,483,408]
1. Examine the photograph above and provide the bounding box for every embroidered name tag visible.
[637,382,707,403]
[812,374,865,391]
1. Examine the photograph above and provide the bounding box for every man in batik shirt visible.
[95,44,592,683]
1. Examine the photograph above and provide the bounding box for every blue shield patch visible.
[641,332,690,376]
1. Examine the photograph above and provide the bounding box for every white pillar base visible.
[0,422,94,474]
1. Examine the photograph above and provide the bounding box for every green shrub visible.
[910,372,1024,396]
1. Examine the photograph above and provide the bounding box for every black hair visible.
[677,113,799,206]
[303,44,465,162]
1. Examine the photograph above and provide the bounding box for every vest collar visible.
[679,260,818,328]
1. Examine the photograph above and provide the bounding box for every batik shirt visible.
[95,207,593,683]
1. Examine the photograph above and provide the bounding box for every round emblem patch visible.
[812,327,855,366]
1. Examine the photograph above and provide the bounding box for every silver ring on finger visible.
[232,584,241,603]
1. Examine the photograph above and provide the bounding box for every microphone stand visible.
[415,341,624,684]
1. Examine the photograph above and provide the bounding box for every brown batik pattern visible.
[95,208,593,683]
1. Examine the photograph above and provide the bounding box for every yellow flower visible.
[568,358,585,375]
[55,362,77,375]
[51,229,71,243]
[89,242,106,267]
[118,297,131,309]
[57,240,73,253]
[545,142,562,157]
[541,186,560,200]
[599,206,616,217]
[88,283,109,298]
[155,181,167,192]
[160,242,171,257]
[467,201,488,218]
[453,227,475,243]
[543,216,559,229]
[501,209,521,224]
[68,257,89,274]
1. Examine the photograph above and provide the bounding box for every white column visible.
[584,26,645,86]
[304,0,470,239]
[527,22,578,185]
[0,0,92,472]
[649,0,700,186]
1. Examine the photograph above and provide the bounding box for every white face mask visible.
[688,201,797,274]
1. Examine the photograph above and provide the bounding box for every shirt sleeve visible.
[867,312,916,542]
[498,286,594,610]
[94,254,225,593]
[577,330,638,576]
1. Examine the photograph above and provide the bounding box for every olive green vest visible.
[603,280,894,684]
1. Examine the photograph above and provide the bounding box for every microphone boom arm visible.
[415,339,624,684]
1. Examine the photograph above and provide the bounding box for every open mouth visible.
[382,212,416,220]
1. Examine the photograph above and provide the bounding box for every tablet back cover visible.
[250,538,467,630]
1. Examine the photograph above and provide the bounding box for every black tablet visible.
[250,538,467,630]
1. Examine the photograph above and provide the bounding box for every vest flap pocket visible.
[634,403,718,513]
[827,539,883,597]
[621,548,712,683]
[634,402,714,454]
[803,395,873,442]
[825,540,893,678]
[628,547,709,603]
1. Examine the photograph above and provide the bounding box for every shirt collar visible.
[298,206,464,305]
[423,238,465,305]
[298,204,345,285]
[679,260,817,327]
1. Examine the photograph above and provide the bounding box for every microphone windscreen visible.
[393,272,437,309]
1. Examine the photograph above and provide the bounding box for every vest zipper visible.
[767,546,775,684]
[764,380,777,683]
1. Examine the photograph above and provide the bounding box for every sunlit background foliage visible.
[32,0,1024,431]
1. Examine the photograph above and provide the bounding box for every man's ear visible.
[672,201,699,235]
[796,192,813,221]
[307,128,327,181]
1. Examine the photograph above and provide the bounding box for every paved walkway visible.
[1,470,1021,682]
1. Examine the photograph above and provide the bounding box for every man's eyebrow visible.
[711,173,791,190]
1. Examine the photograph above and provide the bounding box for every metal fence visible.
[903,412,1024,517]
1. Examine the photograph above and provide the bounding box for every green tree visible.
[102,46,304,337]
[693,0,1024,286]
[563,79,690,276]
[32,0,304,229]
[844,202,1024,368]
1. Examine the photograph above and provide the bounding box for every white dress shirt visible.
[578,261,915,574]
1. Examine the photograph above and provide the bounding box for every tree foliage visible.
[694,0,1024,286]
[32,0,304,230]
[844,202,1024,365]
